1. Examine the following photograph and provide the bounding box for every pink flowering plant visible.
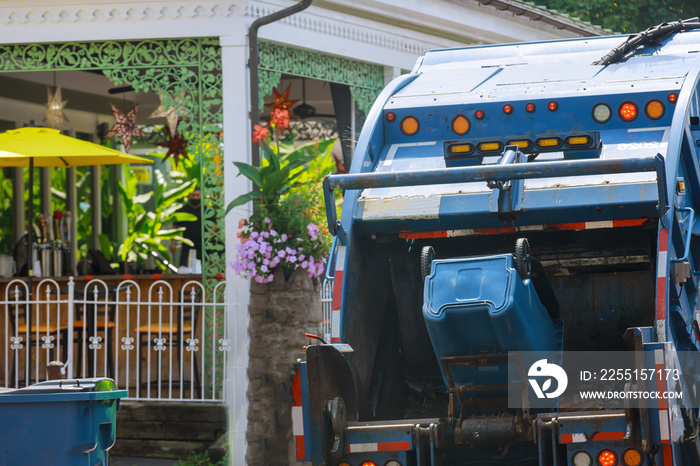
[227,86,336,282]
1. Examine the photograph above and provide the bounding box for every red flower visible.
[252,124,270,143]
[270,108,290,133]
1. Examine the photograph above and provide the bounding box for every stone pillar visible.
[246,267,322,465]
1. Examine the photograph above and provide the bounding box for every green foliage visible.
[175,449,228,466]
[537,0,697,34]
[226,133,335,216]
[109,166,197,269]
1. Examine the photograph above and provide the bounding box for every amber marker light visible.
[526,102,536,113]
[386,111,396,122]
[448,143,474,155]
[506,139,533,150]
[597,450,616,466]
[668,92,678,103]
[475,109,485,120]
[619,102,638,121]
[536,137,562,149]
[565,135,592,147]
[452,115,471,135]
[548,100,558,112]
[478,141,503,153]
[400,116,419,135]
[503,104,514,115]
[623,449,642,466]
[645,100,664,119]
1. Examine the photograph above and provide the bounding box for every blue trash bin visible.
[0,378,127,466]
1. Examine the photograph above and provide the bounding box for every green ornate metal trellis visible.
[258,41,384,114]
[0,38,225,288]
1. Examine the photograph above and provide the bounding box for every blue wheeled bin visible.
[0,378,127,466]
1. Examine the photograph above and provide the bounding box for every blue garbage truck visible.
[296,19,700,466]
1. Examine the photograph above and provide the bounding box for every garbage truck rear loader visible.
[298,20,700,466]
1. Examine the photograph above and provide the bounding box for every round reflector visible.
[597,450,617,466]
[452,115,470,135]
[386,112,396,122]
[475,109,485,120]
[668,92,678,103]
[548,101,558,112]
[623,449,642,466]
[592,103,612,123]
[385,461,402,466]
[619,102,638,121]
[572,451,592,466]
[526,102,536,113]
[400,116,419,135]
[503,104,514,115]
[645,100,664,119]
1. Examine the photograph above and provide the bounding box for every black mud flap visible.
[306,344,368,465]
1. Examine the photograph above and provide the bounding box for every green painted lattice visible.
[258,41,384,114]
[0,39,225,287]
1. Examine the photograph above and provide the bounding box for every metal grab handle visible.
[325,236,338,281]
[671,207,695,264]
[324,155,662,237]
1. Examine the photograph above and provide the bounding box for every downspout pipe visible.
[249,0,313,167]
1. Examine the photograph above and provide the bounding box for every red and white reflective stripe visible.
[399,218,649,239]
[591,431,625,441]
[331,245,346,343]
[656,229,668,342]
[655,349,672,446]
[346,441,411,453]
[292,369,305,460]
[559,433,587,443]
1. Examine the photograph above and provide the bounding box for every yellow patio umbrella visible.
[0,127,152,309]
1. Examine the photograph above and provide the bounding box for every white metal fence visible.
[1,276,230,401]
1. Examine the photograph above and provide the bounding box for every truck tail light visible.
[548,100,558,111]
[361,462,377,466]
[572,451,592,466]
[452,115,470,135]
[623,449,642,466]
[400,116,419,135]
[503,104,514,115]
[386,111,396,122]
[526,102,536,113]
[592,103,612,123]
[645,99,664,119]
[475,109,485,120]
[597,450,616,466]
[619,102,638,121]
[668,92,678,103]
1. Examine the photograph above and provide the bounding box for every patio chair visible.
[136,287,203,398]
[5,286,64,385]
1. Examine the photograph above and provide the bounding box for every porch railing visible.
[1,277,230,402]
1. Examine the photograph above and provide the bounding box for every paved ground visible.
[111,457,178,466]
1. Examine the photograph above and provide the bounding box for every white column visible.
[384,65,402,85]
[221,18,252,466]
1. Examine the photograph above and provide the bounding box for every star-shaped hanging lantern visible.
[264,83,299,112]
[149,91,188,136]
[44,86,68,130]
[158,124,188,165]
[105,102,147,153]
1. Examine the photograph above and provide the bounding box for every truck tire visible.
[420,246,435,281]
[515,238,531,280]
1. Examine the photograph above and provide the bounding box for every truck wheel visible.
[515,238,531,280]
[420,246,435,281]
